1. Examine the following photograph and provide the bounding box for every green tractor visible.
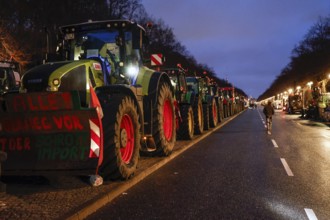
[164,65,195,140]
[185,76,210,134]
[186,76,220,133]
[202,77,219,128]
[210,83,224,123]
[0,20,176,181]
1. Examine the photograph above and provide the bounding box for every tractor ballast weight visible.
[0,20,176,180]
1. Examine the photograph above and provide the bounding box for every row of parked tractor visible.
[0,20,245,187]
[164,65,245,141]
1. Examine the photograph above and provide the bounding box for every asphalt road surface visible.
[87,107,330,220]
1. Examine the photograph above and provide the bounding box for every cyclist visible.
[263,100,275,134]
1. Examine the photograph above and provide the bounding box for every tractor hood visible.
[22,61,72,92]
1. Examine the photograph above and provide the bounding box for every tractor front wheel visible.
[193,98,204,135]
[99,95,140,180]
[150,82,176,156]
[209,98,218,127]
[177,104,194,140]
[203,103,210,131]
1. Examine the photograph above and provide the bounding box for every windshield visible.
[63,30,133,63]
[59,27,141,85]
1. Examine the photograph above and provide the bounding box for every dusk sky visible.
[142,0,330,98]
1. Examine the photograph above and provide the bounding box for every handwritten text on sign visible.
[5,92,73,112]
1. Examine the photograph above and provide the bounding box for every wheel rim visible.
[198,104,203,128]
[163,99,173,141]
[120,114,134,164]
[188,109,193,134]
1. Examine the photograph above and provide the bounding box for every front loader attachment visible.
[0,91,101,175]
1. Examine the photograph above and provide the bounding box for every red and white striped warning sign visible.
[89,118,101,158]
[88,85,103,165]
[151,54,163,66]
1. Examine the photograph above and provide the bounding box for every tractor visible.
[185,76,209,134]
[164,64,195,140]
[288,94,303,114]
[0,61,21,95]
[202,77,219,128]
[220,87,235,117]
[210,83,224,123]
[0,20,176,181]
[186,76,220,133]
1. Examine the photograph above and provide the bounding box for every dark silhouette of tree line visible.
[0,0,246,96]
[259,15,330,100]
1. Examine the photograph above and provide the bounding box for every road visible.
[87,107,330,220]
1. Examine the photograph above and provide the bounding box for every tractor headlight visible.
[126,65,139,78]
[53,78,60,86]
[46,78,60,91]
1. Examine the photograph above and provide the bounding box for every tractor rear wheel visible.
[151,82,176,156]
[203,103,210,131]
[99,95,140,180]
[209,98,218,127]
[193,98,204,135]
[177,104,194,140]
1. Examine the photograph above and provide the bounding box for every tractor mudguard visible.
[0,91,100,175]
[148,71,173,102]
[95,85,144,133]
[141,71,173,135]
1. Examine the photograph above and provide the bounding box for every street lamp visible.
[288,88,293,94]
[307,81,313,88]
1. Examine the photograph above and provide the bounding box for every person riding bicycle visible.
[263,100,275,134]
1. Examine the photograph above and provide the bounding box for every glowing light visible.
[127,65,139,78]
[52,78,60,86]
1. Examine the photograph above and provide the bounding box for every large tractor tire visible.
[177,104,194,140]
[203,103,210,131]
[99,94,140,180]
[223,104,228,118]
[151,82,176,156]
[209,98,218,128]
[193,98,204,135]
[220,105,224,121]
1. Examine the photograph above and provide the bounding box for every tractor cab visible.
[186,77,207,102]
[57,20,147,86]
[164,65,190,104]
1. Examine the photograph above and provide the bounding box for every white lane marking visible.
[304,208,318,220]
[257,109,270,129]
[280,158,294,176]
[271,139,279,148]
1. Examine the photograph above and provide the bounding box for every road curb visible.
[67,112,243,220]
